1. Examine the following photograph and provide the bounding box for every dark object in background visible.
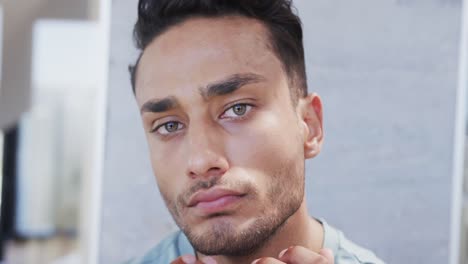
[0,125,19,260]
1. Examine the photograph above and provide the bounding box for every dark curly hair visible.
[129,0,307,101]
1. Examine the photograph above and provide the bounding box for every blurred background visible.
[0,0,467,264]
[0,0,108,263]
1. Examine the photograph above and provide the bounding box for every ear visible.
[298,93,324,159]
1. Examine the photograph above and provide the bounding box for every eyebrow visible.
[140,73,265,114]
[200,73,266,100]
[140,96,179,114]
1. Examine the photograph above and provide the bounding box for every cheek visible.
[226,112,301,168]
[148,141,186,202]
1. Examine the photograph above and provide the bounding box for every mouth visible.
[187,188,245,215]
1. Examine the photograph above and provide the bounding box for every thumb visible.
[319,248,334,264]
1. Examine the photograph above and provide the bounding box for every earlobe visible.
[300,93,324,159]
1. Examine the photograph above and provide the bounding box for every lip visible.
[187,188,245,215]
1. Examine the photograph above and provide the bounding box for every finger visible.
[251,257,286,264]
[319,248,334,264]
[278,246,329,264]
[170,255,203,264]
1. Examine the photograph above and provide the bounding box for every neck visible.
[197,201,324,264]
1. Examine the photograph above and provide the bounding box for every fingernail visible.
[278,247,289,258]
[201,256,217,264]
[181,255,196,264]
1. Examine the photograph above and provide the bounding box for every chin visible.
[183,213,285,257]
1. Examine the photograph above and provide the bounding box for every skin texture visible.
[135,16,328,264]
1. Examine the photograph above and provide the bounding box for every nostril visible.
[207,167,226,176]
[188,171,197,179]
[188,166,226,180]
[208,167,221,173]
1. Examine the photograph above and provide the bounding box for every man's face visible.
[135,17,311,256]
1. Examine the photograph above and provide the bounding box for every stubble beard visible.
[161,158,305,257]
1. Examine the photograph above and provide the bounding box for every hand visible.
[251,247,334,264]
[171,255,217,264]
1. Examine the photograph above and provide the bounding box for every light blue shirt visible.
[126,219,385,264]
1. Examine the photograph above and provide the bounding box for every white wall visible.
[298,1,461,263]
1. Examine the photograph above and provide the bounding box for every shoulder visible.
[320,219,385,264]
[124,231,189,264]
[335,235,385,264]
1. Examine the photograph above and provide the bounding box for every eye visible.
[153,121,185,135]
[221,103,253,119]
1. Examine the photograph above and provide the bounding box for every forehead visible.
[135,16,283,103]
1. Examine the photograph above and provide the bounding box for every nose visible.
[185,124,229,180]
